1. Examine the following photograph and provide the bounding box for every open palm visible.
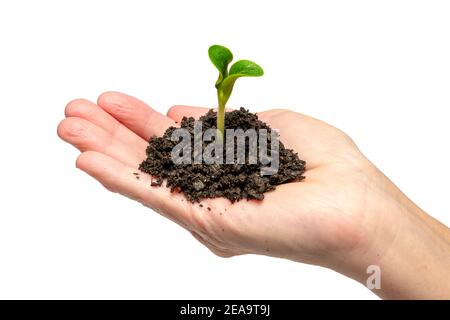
[58,92,393,268]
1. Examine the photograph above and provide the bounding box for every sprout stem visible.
[217,90,226,143]
[209,45,263,143]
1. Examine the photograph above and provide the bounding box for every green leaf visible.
[229,59,264,77]
[218,60,264,107]
[208,45,233,87]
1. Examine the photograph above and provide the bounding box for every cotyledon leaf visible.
[218,60,264,105]
[208,45,233,87]
[229,59,264,77]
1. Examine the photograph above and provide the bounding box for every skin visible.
[57,91,450,299]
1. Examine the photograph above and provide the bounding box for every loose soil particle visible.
[139,108,306,202]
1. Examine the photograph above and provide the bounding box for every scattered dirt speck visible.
[151,178,163,187]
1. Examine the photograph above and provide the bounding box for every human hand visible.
[57,92,450,299]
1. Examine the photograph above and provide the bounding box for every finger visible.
[76,151,192,228]
[167,105,234,123]
[65,98,147,152]
[167,105,210,122]
[97,91,175,140]
[57,117,145,167]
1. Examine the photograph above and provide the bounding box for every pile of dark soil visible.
[139,108,306,202]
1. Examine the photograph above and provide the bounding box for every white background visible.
[0,0,449,299]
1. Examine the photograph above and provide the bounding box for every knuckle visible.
[97,92,135,121]
[189,209,210,234]
[211,249,234,258]
[108,102,135,121]
[100,182,118,193]
[191,229,237,259]
[335,128,357,146]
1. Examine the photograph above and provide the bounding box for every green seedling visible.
[208,45,264,141]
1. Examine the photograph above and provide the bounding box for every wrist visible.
[339,191,450,299]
